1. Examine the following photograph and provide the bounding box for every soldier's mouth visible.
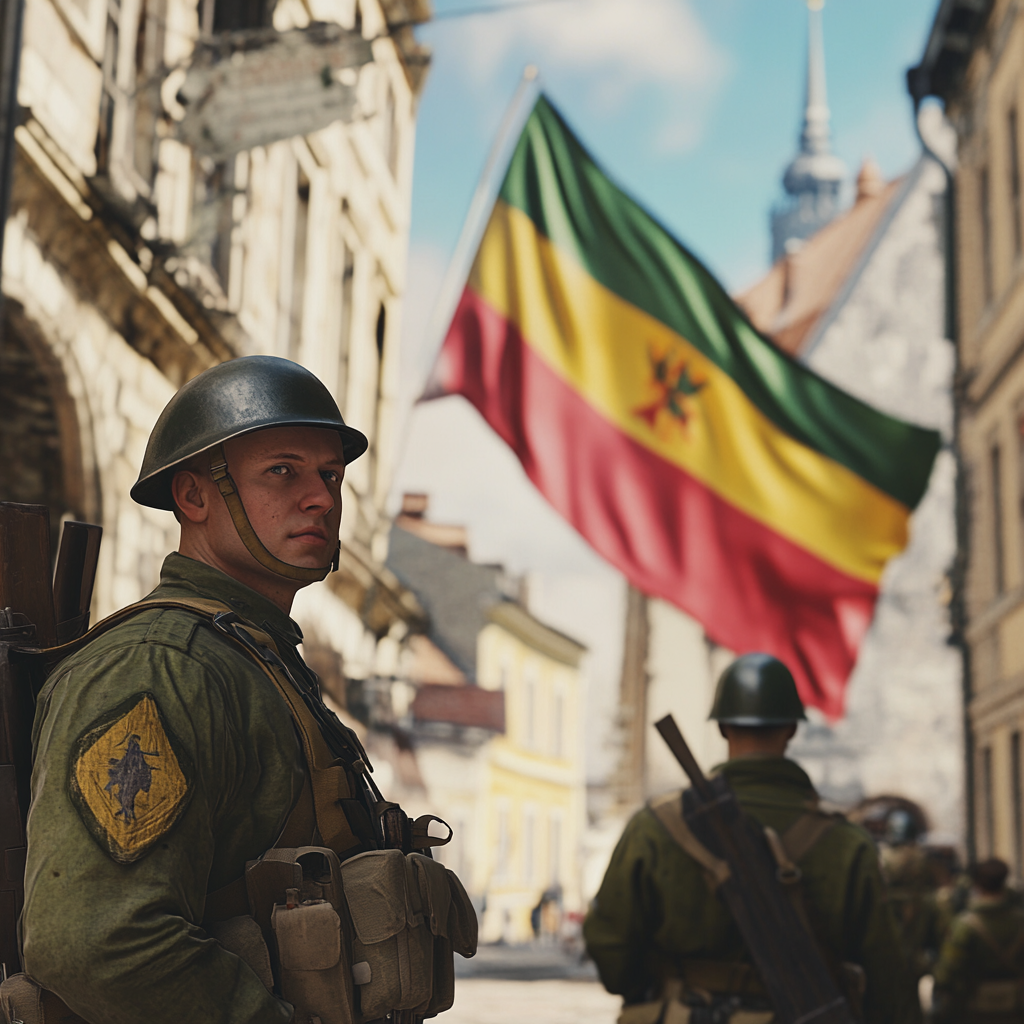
[289,527,328,544]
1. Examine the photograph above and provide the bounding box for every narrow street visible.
[447,944,621,1024]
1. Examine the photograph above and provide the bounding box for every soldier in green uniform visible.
[879,811,945,981]
[933,858,1024,1022]
[583,653,921,1024]
[18,356,372,1023]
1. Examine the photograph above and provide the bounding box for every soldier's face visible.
[220,425,346,572]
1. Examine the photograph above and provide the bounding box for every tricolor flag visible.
[425,96,941,719]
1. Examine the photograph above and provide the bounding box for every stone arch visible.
[0,300,91,548]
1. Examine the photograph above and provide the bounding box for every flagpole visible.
[415,64,541,401]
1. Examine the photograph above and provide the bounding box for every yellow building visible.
[475,603,585,942]
[913,0,1024,868]
[386,502,586,944]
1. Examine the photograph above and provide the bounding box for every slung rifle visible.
[654,714,856,1024]
[0,502,102,980]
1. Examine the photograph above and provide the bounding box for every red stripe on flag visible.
[435,287,879,719]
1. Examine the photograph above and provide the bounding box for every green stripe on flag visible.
[498,95,941,510]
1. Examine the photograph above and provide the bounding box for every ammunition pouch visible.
[243,845,477,1024]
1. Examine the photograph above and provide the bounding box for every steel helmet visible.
[131,355,368,582]
[709,653,807,726]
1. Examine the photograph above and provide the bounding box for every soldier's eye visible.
[322,470,340,484]
[269,465,290,476]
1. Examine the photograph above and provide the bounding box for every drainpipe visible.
[907,69,975,863]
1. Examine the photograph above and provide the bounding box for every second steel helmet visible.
[709,653,807,726]
[131,355,368,583]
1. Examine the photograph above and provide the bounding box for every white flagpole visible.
[416,64,541,401]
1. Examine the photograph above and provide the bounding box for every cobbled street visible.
[446,944,620,1024]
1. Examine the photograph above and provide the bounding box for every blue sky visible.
[406,0,939,297]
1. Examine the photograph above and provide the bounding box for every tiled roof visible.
[386,524,502,681]
[736,162,904,356]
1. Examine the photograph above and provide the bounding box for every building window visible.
[522,806,535,884]
[212,0,269,31]
[1011,109,1023,259]
[384,82,399,177]
[192,157,236,291]
[548,812,562,885]
[288,170,310,360]
[523,671,536,749]
[552,687,564,758]
[95,7,120,173]
[132,0,165,188]
[1012,731,1023,878]
[495,803,509,883]
[993,441,1006,596]
[981,165,994,304]
[983,745,995,856]
[375,303,386,364]
[337,230,355,413]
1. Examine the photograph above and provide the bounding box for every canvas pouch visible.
[341,849,478,1020]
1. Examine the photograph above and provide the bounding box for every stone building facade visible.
[1,0,429,700]
[914,0,1024,869]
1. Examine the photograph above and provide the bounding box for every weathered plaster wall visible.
[791,156,963,841]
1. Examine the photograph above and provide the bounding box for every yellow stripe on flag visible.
[469,200,910,585]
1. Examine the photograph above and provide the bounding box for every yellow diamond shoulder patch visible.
[69,692,194,864]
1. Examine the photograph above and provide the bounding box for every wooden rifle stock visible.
[654,714,856,1024]
[0,504,102,978]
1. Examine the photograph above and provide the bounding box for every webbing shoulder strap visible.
[649,791,731,890]
[781,811,840,863]
[650,795,838,896]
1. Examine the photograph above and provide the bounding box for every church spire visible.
[770,0,847,262]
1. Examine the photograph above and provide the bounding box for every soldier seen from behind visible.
[933,857,1024,1023]
[583,653,921,1023]
[878,809,945,982]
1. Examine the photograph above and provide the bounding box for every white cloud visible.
[460,0,724,90]
[447,0,729,152]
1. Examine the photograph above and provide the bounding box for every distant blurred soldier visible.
[933,858,1024,1023]
[880,810,944,980]
[583,653,920,1024]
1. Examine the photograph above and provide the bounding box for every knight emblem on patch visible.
[69,692,194,863]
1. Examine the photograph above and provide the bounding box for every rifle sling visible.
[650,792,730,890]
[649,791,838,894]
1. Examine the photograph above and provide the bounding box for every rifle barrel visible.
[654,714,713,799]
[52,521,102,641]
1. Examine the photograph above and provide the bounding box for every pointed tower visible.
[770,0,847,262]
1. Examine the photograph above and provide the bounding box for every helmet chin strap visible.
[209,444,339,584]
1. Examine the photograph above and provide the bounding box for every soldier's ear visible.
[171,469,210,523]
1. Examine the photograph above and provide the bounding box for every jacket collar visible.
[714,756,819,803]
[156,552,304,649]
